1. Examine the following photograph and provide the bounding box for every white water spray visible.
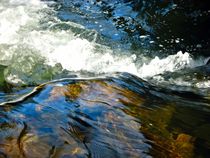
[0,0,208,88]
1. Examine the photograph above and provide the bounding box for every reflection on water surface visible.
[0,73,209,157]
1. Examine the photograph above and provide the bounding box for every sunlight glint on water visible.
[0,0,208,87]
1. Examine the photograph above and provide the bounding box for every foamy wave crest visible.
[0,0,208,88]
[138,51,205,78]
[46,38,138,74]
[0,0,137,85]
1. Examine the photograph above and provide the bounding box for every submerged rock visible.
[0,65,6,87]
[0,73,206,157]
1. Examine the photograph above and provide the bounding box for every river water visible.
[0,0,210,157]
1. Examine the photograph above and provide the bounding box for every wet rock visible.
[0,65,7,89]
[175,134,195,158]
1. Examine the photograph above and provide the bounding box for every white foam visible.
[0,0,209,88]
[47,38,138,74]
[8,0,41,5]
[138,51,204,78]
[0,6,28,44]
[0,0,48,44]
[196,81,210,88]
[6,74,25,85]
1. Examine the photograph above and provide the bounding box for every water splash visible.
[0,0,209,89]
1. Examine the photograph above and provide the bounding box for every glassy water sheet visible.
[0,73,210,158]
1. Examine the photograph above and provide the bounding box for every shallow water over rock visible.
[0,73,210,157]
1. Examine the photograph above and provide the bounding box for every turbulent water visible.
[0,0,210,157]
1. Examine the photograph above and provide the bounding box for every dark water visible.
[0,0,210,158]
[54,0,210,56]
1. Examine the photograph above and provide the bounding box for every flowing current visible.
[0,0,208,87]
[0,0,210,158]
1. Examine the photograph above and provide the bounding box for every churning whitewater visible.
[0,0,208,87]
